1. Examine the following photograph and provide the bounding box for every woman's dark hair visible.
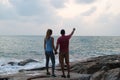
[61,29,65,35]
[49,29,52,35]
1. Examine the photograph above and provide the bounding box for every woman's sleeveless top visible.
[45,37,53,52]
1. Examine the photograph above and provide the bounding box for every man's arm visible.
[68,28,76,39]
[55,39,59,54]
[56,43,58,51]
[70,28,75,36]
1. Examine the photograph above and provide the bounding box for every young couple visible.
[44,28,75,78]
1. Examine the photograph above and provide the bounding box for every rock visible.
[100,66,110,71]
[70,55,120,80]
[71,62,102,74]
[90,68,120,80]
[19,67,46,72]
[18,59,38,66]
[8,62,17,66]
[77,74,91,80]
[90,71,105,80]
[103,68,120,80]
[70,55,120,74]
[71,64,87,73]
[100,61,120,69]
[2,55,120,80]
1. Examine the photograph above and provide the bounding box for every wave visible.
[0,58,44,75]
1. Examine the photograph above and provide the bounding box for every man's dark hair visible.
[61,29,65,35]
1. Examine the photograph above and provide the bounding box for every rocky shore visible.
[0,54,120,80]
[70,54,120,80]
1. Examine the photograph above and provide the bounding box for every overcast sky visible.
[0,0,120,36]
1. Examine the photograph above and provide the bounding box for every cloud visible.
[0,0,120,36]
[50,0,66,8]
[0,20,48,35]
[9,0,49,16]
[0,2,17,20]
[8,0,61,24]
[0,0,63,35]
[81,7,96,16]
[76,0,96,4]
[80,12,120,36]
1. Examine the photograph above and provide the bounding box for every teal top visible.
[45,37,53,52]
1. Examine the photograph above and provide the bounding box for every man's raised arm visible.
[70,28,76,37]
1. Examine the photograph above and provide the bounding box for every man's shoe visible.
[46,72,50,75]
[67,75,70,78]
[61,75,66,78]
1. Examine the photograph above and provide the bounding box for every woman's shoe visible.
[52,74,56,77]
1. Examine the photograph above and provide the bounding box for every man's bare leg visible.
[65,53,70,78]
[59,53,66,78]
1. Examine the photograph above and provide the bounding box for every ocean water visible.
[0,36,120,75]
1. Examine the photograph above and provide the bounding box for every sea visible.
[0,36,120,75]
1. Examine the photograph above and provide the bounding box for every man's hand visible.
[55,51,58,55]
[73,28,75,31]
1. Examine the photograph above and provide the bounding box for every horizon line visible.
[0,35,119,37]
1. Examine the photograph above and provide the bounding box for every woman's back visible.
[45,37,53,52]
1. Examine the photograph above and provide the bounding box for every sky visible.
[0,0,120,36]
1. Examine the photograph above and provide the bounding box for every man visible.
[56,28,75,78]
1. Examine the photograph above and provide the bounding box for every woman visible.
[44,29,56,77]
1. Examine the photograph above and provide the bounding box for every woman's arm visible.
[44,38,46,50]
[52,37,56,52]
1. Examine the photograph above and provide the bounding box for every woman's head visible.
[46,29,52,39]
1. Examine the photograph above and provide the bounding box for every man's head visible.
[61,29,65,35]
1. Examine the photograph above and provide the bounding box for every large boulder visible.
[70,55,120,74]
[90,68,120,80]
[90,71,105,80]
[70,61,102,74]
[103,68,120,80]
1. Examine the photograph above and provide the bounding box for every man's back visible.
[56,28,75,78]
[57,35,71,53]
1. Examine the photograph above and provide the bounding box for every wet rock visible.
[19,67,46,72]
[8,62,16,66]
[18,59,38,66]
